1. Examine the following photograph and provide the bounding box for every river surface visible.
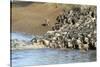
[11,49,96,67]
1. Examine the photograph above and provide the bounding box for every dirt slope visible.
[11,2,73,35]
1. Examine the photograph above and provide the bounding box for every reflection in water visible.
[11,49,96,67]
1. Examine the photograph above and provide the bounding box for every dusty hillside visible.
[11,2,79,35]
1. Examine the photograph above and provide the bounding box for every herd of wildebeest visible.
[31,5,97,51]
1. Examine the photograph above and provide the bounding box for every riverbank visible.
[11,2,79,35]
[11,47,66,51]
[11,44,47,51]
[11,2,96,51]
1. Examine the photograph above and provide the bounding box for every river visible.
[11,32,96,67]
[11,48,96,67]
